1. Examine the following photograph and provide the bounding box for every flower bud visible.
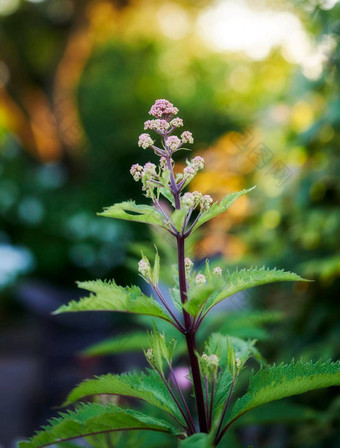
[195,274,206,285]
[138,133,154,149]
[138,258,151,279]
[149,99,179,118]
[213,266,222,276]
[181,192,196,208]
[130,164,143,181]
[170,118,184,128]
[183,166,195,178]
[181,131,194,144]
[144,119,170,133]
[185,257,193,274]
[143,162,157,177]
[200,194,213,211]
[166,136,181,152]
[191,156,205,170]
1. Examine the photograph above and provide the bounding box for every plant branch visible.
[214,377,236,444]
[152,284,185,332]
[157,368,195,435]
[169,363,196,434]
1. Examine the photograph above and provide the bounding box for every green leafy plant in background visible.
[20,100,340,448]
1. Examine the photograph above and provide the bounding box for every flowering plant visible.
[21,100,340,448]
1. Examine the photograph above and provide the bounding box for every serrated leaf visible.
[80,332,150,357]
[227,360,340,428]
[62,370,184,424]
[192,187,255,231]
[19,403,181,448]
[184,267,308,318]
[234,401,319,427]
[54,280,172,323]
[99,201,165,227]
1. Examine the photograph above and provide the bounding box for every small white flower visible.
[195,274,206,285]
[213,266,222,276]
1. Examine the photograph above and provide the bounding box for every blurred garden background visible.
[0,0,339,447]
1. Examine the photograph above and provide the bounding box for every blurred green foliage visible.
[0,0,339,446]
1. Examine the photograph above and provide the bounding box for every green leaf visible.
[54,280,172,323]
[159,188,175,206]
[99,201,165,227]
[80,332,150,357]
[171,209,187,232]
[180,433,214,448]
[19,403,181,448]
[227,360,340,428]
[234,401,319,427]
[62,370,184,424]
[184,267,308,318]
[153,247,160,285]
[169,287,182,312]
[192,187,255,231]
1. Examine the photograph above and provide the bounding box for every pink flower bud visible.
[149,99,179,118]
[181,131,194,144]
[138,133,154,149]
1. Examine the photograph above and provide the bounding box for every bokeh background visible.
[0,0,339,447]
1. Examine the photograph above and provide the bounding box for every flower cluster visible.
[138,133,154,149]
[181,131,194,144]
[166,136,181,152]
[195,273,206,285]
[170,118,183,128]
[149,99,179,118]
[144,119,170,133]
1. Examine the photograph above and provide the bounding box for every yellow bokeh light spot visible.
[290,101,314,132]
[262,209,281,229]
[288,146,308,166]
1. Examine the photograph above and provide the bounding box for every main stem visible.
[166,150,207,432]
[177,234,208,433]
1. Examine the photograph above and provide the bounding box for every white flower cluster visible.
[213,266,222,276]
[181,131,194,144]
[170,118,183,128]
[166,136,181,152]
[138,133,154,149]
[144,119,170,133]
[195,273,206,285]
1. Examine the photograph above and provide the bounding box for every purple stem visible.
[214,378,236,444]
[169,364,196,434]
[152,284,185,332]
